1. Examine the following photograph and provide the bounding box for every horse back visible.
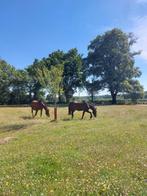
[31,100,42,110]
[69,102,89,111]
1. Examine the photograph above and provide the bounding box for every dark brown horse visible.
[68,102,97,119]
[31,100,50,118]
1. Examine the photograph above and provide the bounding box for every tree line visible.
[0,28,144,105]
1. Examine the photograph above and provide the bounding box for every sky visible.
[0,0,147,93]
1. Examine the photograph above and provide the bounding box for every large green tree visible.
[124,80,144,103]
[46,50,65,102]
[85,79,101,102]
[26,49,83,103]
[87,28,142,104]
[83,58,102,102]
[0,59,15,104]
[9,70,32,104]
[35,64,64,120]
[27,59,45,100]
[63,48,83,103]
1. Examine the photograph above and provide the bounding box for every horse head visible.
[45,108,50,117]
[90,104,97,117]
[42,103,50,117]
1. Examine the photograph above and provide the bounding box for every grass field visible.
[0,105,147,195]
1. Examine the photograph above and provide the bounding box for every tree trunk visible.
[29,90,32,102]
[111,92,117,104]
[58,89,61,103]
[54,96,58,121]
[54,106,57,121]
[64,89,74,104]
[91,92,94,102]
[58,96,61,103]
[65,93,71,104]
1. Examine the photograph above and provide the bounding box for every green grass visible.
[0,105,147,195]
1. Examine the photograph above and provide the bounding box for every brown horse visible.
[68,102,97,119]
[31,100,50,118]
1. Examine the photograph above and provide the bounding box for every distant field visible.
[0,106,147,195]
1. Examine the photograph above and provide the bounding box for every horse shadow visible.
[62,118,71,121]
[20,116,32,120]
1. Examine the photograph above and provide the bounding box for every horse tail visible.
[68,104,71,115]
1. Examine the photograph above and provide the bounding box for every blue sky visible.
[0,0,147,92]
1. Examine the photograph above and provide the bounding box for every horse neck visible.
[89,104,94,111]
[41,102,48,111]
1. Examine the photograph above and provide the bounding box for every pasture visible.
[0,105,147,195]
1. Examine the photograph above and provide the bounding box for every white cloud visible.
[132,16,147,61]
[136,0,147,4]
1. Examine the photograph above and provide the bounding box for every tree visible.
[27,59,46,100]
[87,28,142,104]
[63,48,83,103]
[85,79,101,102]
[125,80,144,103]
[83,58,102,102]
[144,91,147,99]
[47,49,83,103]
[47,50,65,67]
[30,50,65,103]
[9,70,30,104]
[46,50,65,102]
[36,64,64,120]
[0,59,15,104]
[26,49,83,103]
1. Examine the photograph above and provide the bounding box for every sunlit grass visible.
[0,105,147,195]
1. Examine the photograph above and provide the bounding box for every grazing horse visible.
[31,100,50,118]
[68,102,97,119]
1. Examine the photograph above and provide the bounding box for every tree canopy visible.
[87,28,143,104]
[63,48,83,102]
[0,60,16,104]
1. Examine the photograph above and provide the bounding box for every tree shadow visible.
[0,124,28,133]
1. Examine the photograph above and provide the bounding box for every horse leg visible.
[34,110,38,118]
[31,108,34,118]
[71,111,74,119]
[81,111,85,119]
[40,109,42,117]
[86,110,92,119]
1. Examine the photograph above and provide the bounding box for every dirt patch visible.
[0,137,17,145]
